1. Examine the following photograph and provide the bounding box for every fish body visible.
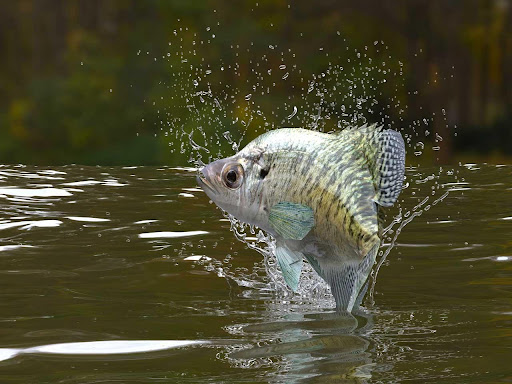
[197,125,405,312]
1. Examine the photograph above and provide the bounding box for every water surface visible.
[0,164,510,383]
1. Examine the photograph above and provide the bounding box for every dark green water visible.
[0,164,510,383]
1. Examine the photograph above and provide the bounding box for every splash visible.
[158,24,462,308]
[220,214,333,308]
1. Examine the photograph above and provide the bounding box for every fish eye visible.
[221,163,244,189]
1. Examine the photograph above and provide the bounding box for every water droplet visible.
[223,131,233,142]
[287,106,298,120]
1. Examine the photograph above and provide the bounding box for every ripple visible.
[133,220,159,224]
[0,220,63,231]
[0,269,77,277]
[27,340,204,355]
[0,340,205,362]
[66,216,111,222]
[61,180,102,186]
[183,255,212,261]
[169,167,197,172]
[0,188,72,197]
[463,255,512,262]
[75,258,134,272]
[61,179,127,187]
[450,243,484,251]
[138,231,208,239]
[430,220,455,224]
[0,245,35,252]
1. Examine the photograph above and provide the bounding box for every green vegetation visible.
[1,1,511,165]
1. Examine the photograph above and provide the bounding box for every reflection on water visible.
[0,165,511,383]
[226,311,372,383]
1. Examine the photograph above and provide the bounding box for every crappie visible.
[197,124,405,312]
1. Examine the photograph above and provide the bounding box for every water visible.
[0,164,511,383]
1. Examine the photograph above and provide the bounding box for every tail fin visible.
[321,244,379,312]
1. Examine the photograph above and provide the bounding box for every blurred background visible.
[1,0,511,166]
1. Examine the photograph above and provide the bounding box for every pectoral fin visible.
[275,245,303,291]
[269,202,314,240]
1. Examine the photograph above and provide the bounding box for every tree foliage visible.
[1,0,511,165]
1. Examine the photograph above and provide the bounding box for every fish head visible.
[197,148,270,228]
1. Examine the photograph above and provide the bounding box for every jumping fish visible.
[197,124,405,311]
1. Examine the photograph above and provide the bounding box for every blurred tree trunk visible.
[78,0,99,30]
[53,0,67,73]
[31,0,67,74]
[32,0,44,74]
[505,4,512,113]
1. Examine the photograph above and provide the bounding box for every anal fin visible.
[275,245,303,292]
[303,253,324,279]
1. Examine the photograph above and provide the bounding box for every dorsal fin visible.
[362,126,405,207]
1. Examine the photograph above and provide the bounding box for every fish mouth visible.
[196,169,216,194]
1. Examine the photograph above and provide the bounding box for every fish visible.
[197,124,405,312]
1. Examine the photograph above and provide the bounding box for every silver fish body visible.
[197,125,405,312]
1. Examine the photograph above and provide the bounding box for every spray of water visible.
[156,22,462,309]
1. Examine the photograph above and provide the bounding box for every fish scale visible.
[254,130,380,264]
[257,132,375,254]
[198,124,405,311]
